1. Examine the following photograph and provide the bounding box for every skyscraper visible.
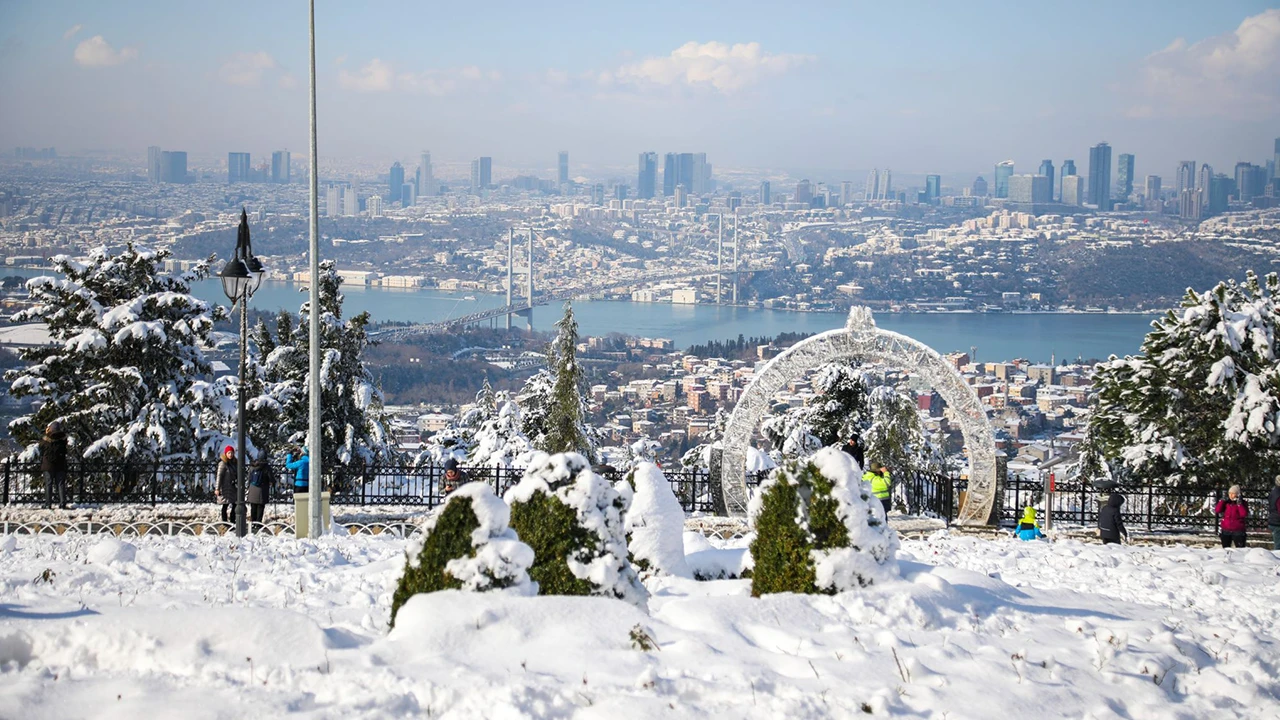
[1197,163,1213,194]
[1145,175,1161,209]
[1038,160,1055,202]
[1060,160,1076,201]
[389,162,404,202]
[972,176,988,197]
[419,151,434,197]
[1274,138,1280,179]
[662,153,677,196]
[1088,143,1112,210]
[1117,153,1134,201]
[637,152,657,199]
[1009,175,1051,204]
[228,152,251,183]
[1177,161,1197,194]
[160,151,187,183]
[1062,175,1084,206]
[325,185,341,217]
[994,161,1014,198]
[925,175,941,203]
[840,180,854,207]
[795,179,813,205]
[147,146,162,183]
[1209,175,1233,214]
[478,157,492,189]
[759,180,771,205]
[1236,162,1266,202]
[271,150,291,184]
[557,151,569,186]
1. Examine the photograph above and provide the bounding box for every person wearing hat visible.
[863,461,891,515]
[286,446,310,493]
[215,445,237,523]
[247,455,274,525]
[39,421,69,509]
[1013,506,1045,540]
[441,458,467,495]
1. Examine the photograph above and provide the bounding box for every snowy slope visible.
[0,532,1277,719]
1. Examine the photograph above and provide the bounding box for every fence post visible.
[77,462,85,504]
[1147,482,1153,533]
[2,456,10,505]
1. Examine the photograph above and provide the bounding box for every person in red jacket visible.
[1214,485,1248,548]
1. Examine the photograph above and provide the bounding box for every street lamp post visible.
[220,208,265,538]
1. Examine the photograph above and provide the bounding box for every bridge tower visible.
[732,210,739,305]
[716,214,723,304]
[505,228,514,330]
[526,228,534,331]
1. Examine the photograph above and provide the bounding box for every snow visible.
[625,462,691,578]
[2,531,1278,717]
[413,482,536,595]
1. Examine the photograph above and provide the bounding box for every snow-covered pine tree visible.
[250,260,396,472]
[1090,272,1280,492]
[863,385,936,478]
[469,390,534,468]
[538,302,596,461]
[516,368,555,449]
[5,245,232,461]
[807,364,873,446]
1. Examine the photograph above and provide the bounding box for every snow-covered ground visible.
[1,531,1278,719]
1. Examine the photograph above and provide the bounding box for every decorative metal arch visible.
[719,307,997,525]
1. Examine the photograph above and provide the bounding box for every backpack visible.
[249,465,272,488]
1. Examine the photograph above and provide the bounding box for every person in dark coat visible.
[1098,492,1127,545]
[216,445,237,523]
[39,421,69,509]
[1214,485,1248,548]
[1268,474,1280,551]
[840,435,866,469]
[441,457,467,495]
[247,456,273,525]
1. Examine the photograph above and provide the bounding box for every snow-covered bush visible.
[624,462,691,579]
[506,452,648,609]
[469,390,535,468]
[749,447,898,596]
[390,483,535,626]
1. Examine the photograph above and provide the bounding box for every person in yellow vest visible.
[863,461,891,514]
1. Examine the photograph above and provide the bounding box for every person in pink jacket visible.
[1214,485,1249,548]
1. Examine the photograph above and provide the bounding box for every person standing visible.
[1013,506,1046,540]
[215,445,237,523]
[1214,485,1249,548]
[39,421,69,509]
[1268,475,1280,551]
[247,456,273,525]
[840,435,865,469]
[441,457,467,495]
[286,447,310,494]
[1098,492,1128,545]
[863,461,891,515]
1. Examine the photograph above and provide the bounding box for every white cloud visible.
[217,51,277,87]
[337,58,394,92]
[611,41,812,93]
[278,73,298,90]
[1129,9,1280,116]
[73,35,138,67]
[63,24,83,41]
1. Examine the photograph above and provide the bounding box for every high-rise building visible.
[759,180,771,205]
[1144,175,1161,209]
[1274,138,1280,179]
[271,150,291,184]
[419,151,434,197]
[662,153,677,196]
[1087,143,1112,210]
[1062,175,1084,206]
[674,184,688,208]
[1177,160,1197,194]
[344,185,359,216]
[1038,160,1055,201]
[389,162,404,202]
[795,179,813,205]
[1179,188,1204,220]
[557,151,569,187]
[228,152,251,183]
[1008,174,1051,204]
[402,182,417,207]
[924,175,941,203]
[478,157,492,189]
[1197,163,1213,194]
[693,153,711,193]
[637,152,657,199]
[1060,159,1076,201]
[972,176,988,197]
[160,151,187,183]
[840,180,854,207]
[366,195,383,218]
[1235,162,1266,202]
[1209,175,1234,215]
[1117,153,1134,201]
[147,146,163,183]
[994,161,1014,198]
[325,185,341,217]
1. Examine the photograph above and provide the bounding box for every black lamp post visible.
[220,208,265,538]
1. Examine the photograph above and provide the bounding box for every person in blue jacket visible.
[286,446,310,493]
[1013,506,1045,540]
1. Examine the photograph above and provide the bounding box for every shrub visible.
[624,462,691,579]
[506,452,648,609]
[390,483,534,626]
[749,447,898,597]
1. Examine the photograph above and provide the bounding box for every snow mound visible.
[625,462,691,579]
[86,537,137,565]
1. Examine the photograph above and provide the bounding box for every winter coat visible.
[286,452,310,490]
[247,462,273,504]
[1215,498,1248,533]
[216,459,237,504]
[1098,493,1127,542]
[1268,483,1280,528]
[841,440,865,468]
[864,470,891,500]
[39,431,69,472]
[1013,521,1045,540]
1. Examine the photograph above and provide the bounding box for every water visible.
[6,267,1156,362]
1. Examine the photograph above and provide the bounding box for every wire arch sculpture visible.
[718,306,998,525]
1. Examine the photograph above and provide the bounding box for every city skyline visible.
[0,1,1277,177]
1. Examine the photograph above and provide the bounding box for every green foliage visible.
[749,471,815,596]
[508,489,595,596]
[538,302,596,460]
[389,495,480,626]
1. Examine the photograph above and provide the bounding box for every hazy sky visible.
[1,0,1278,182]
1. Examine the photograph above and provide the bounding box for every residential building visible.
[1061,175,1083,206]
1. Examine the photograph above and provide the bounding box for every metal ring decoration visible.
[719,306,998,525]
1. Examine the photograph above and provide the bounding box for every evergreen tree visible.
[535,303,596,461]
[249,260,396,470]
[864,385,936,477]
[5,245,231,461]
[469,390,534,468]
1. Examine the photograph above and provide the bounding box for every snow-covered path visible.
[1,531,1277,719]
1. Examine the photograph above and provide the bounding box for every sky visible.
[0,0,1278,183]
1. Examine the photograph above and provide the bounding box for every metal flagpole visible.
[307,0,323,538]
